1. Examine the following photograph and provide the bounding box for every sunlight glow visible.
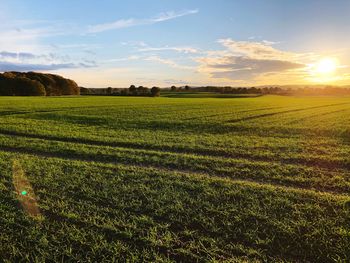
[308,57,340,83]
[315,58,338,74]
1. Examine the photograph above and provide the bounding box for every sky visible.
[1,0,350,87]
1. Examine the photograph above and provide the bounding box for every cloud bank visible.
[0,61,93,72]
[0,50,96,72]
[197,39,307,82]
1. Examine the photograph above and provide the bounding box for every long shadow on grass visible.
[227,102,350,123]
[286,108,350,124]
[1,140,349,194]
[0,128,348,172]
[183,106,286,121]
[21,114,345,138]
[22,102,350,136]
[0,128,349,171]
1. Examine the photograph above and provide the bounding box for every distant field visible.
[161,91,262,98]
[0,95,349,262]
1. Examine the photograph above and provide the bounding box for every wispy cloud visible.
[150,9,199,22]
[217,38,295,60]
[145,55,195,70]
[104,55,141,63]
[163,78,189,85]
[121,41,199,54]
[103,54,196,72]
[88,9,199,33]
[138,46,199,54]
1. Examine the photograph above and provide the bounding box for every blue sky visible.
[1,0,350,87]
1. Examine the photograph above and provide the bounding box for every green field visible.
[1,95,350,262]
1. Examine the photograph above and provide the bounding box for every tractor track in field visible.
[227,102,350,123]
[0,128,348,172]
[0,108,96,117]
[286,108,350,124]
[0,144,349,196]
[183,106,286,120]
[0,104,149,117]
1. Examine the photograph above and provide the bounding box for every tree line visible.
[81,85,161,97]
[0,72,80,96]
[79,84,350,97]
[169,85,350,96]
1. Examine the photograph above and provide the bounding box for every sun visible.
[315,57,338,74]
[308,57,340,83]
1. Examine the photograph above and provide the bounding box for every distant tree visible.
[80,87,91,95]
[249,87,259,94]
[129,85,137,95]
[185,85,190,91]
[107,87,112,95]
[223,86,232,93]
[171,85,177,92]
[137,86,149,95]
[241,88,248,94]
[151,86,161,97]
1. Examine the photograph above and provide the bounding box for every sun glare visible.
[308,57,340,83]
[315,58,338,74]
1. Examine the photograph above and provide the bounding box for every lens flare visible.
[13,160,41,219]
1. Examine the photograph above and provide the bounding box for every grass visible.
[0,95,349,262]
